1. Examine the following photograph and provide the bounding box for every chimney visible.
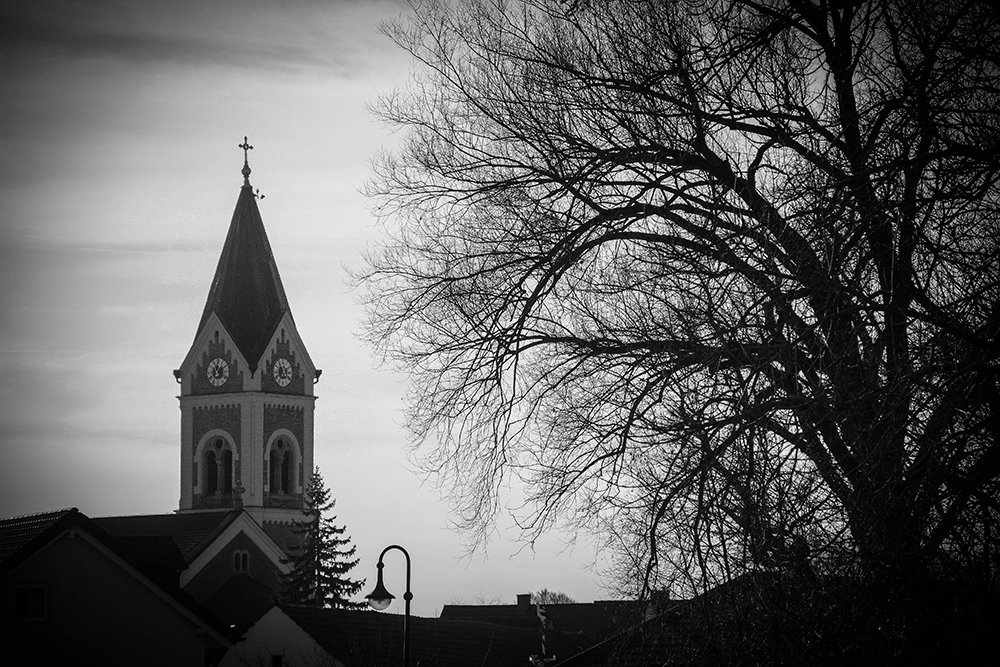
[645,589,670,620]
[517,593,532,614]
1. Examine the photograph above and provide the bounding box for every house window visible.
[15,585,47,621]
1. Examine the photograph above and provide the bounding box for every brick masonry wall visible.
[263,404,304,449]
[193,405,242,456]
[261,521,299,554]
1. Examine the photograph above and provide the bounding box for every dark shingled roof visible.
[0,507,239,646]
[93,509,238,562]
[278,605,582,667]
[551,574,807,667]
[441,599,649,650]
[197,181,291,371]
[113,535,189,587]
[1,509,184,588]
[0,508,76,563]
[549,607,695,667]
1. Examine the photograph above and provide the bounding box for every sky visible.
[0,0,608,616]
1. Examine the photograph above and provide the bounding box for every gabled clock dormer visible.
[175,138,319,528]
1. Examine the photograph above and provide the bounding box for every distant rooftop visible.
[440,593,665,651]
[279,604,582,667]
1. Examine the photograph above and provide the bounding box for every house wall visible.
[1,531,222,665]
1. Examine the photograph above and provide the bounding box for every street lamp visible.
[365,544,412,667]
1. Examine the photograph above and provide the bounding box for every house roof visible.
[113,535,189,587]
[441,598,649,650]
[196,171,291,371]
[1,508,187,588]
[278,605,582,667]
[0,507,76,563]
[551,573,806,667]
[549,611,693,667]
[0,507,238,647]
[93,509,239,562]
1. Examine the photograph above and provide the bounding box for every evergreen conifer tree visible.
[278,467,365,609]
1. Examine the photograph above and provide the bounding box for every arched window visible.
[222,448,233,493]
[269,438,293,494]
[265,435,300,498]
[205,450,218,495]
[199,437,237,498]
[269,449,280,493]
[281,451,291,494]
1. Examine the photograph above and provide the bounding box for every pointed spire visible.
[196,144,291,373]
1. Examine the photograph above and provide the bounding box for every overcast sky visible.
[0,0,608,616]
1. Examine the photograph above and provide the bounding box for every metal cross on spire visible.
[239,136,253,186]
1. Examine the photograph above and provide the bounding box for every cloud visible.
[0,0,406,74]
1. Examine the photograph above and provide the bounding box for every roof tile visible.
[0,508,76,563]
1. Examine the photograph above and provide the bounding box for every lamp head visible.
[365,561,395,611]
[367,594,393,611]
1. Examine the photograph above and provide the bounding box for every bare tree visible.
[360,0,1000,657]
[532,588,577,605]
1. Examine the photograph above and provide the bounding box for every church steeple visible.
[196,156,290,374]
[175,140,317,525]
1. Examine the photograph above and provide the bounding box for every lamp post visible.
[365,544,412,667]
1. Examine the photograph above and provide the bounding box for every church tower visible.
[175,139,318,529]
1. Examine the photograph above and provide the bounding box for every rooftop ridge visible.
[0,507,77,521]
[97,508,233,520]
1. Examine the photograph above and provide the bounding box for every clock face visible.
[273,357,293,387]
[207,357,229,386]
